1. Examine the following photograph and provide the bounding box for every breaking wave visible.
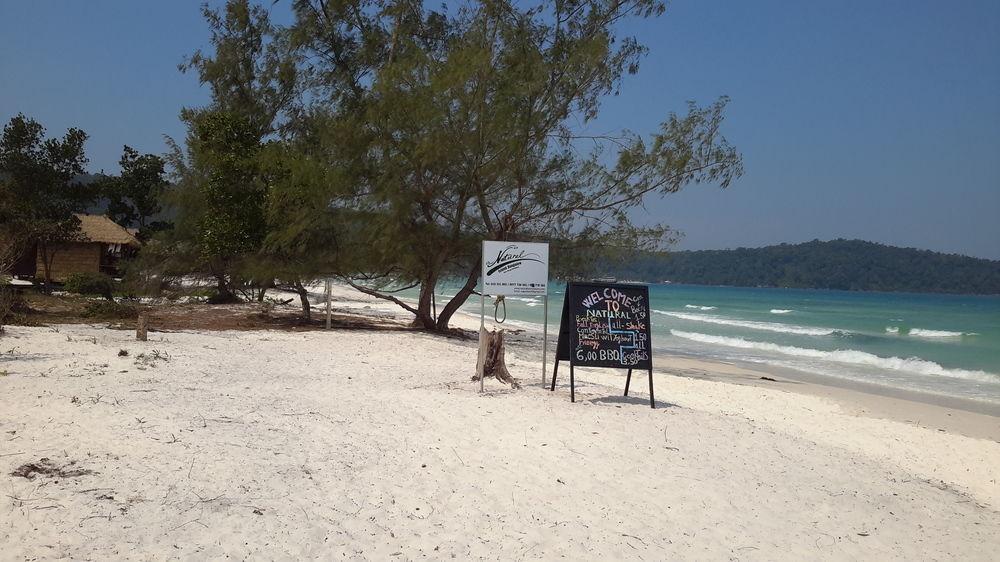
[670,330,998,383]
[654,310,841,336]
[685,304,717,310]
[770,309,793,314]
[885,327,970,338]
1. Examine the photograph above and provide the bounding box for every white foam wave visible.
[770,309,793,314]
[885,327,968,338]
[670,330,998,383]
[910,328,965,338]
[685,304,717,310]
[654,310,839,336]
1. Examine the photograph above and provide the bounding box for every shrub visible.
[82,300,139,320]
[0,284,28,334]
[64,273,115,300]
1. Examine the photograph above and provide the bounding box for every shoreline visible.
[323,283,1000,442]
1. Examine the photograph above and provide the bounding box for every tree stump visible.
[473,328,520,388]
[136,313,148,342]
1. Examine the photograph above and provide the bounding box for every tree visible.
[255,141,358,318]
[163,111,271,302]
[100,146,170,240]
[0,114,91,290]
[161,0,300,304]
[289,0,743,331]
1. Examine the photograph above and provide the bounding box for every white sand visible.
[1,290,999,560]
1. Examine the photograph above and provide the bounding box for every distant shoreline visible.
[601,239,1000,295]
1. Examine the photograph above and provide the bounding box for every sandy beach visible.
[1,287,998,560]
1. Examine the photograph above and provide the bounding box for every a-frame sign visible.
[549,282,655,408]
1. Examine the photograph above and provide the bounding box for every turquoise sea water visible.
[437,283,1000,403]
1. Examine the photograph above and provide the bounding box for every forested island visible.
[605,239,1000,294]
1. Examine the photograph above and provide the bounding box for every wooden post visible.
[136,313,148,342]
[325,279,332,329]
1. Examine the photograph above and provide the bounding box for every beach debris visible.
[118,349,129,357]
[135,349,170,368]
[472,328,520,389]
[11,458,94,480]
[759,376,777,382]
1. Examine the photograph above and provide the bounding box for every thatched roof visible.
[74,214,141,247]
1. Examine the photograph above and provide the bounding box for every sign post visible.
[549,282,655,408]
[542,294,548,385]
[325,279,332,330]
[479,241,550,391]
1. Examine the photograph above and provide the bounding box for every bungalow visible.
[11,214,141,282]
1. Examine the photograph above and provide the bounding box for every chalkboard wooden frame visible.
[548,282,655,408]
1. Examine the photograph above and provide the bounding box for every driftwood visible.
[473,328,520,388]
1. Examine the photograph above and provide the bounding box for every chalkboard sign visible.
[550,283,655,407]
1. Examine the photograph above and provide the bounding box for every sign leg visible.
[479,280,486,394]
[541,294,548,386]
[550,360,559,391]
[648,368,655,409]
[570,363,575,403]
[624,368,632,396]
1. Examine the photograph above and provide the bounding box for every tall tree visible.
[163,0,300,303]
[290,0,743,331]
[163,111,271,302]
[0,114,91,290]
[100,146,170,240]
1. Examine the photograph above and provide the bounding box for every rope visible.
[493,295,506,324]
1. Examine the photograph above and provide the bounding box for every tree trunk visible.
[213,273,238,303]
[435,256,481,332]
[38,242,55,294]
[257,278,274,302]
[411,272,438,330]
[293,280,311,319]
[472,328,520,388]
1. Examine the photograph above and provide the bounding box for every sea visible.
[435,283,1000,404]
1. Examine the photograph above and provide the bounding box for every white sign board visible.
[482,241,549,296]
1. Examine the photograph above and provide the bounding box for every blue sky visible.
[2,1,998,259]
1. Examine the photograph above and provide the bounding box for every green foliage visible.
[98,146,170,239]
[0,114,92,288]
[64,272,115,300]
[282,0,742,329]
[81,299,139,320]
[153,0,743,329]
[191,111,269,264]
[603,240,1000,295]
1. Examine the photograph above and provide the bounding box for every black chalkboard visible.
[550,282,655,407]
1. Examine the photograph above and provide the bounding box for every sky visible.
[1,1,998,259]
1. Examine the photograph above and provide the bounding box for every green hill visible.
[607,239,1000,295]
